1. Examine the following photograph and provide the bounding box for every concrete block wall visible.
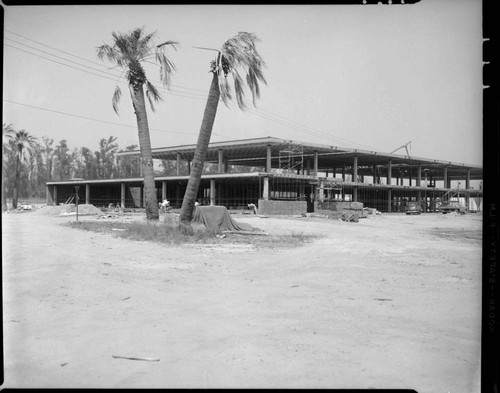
[315,201,364,211]
[258,199,307,215]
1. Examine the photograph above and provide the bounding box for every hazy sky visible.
[3,1,483,166]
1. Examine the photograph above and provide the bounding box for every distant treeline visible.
[2,123,260,209]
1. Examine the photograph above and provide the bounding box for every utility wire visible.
[5,29,378,151]
[3,99,233,140]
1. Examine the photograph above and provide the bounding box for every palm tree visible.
[97,27,177,220]
[179,32,267,224]
[10,129,38,209]
[2,123,15,211]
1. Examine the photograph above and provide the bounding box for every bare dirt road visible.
[2,210,482,391]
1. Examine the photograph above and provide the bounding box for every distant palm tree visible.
[97,27,177,220]
[2,123,15,210]
[179,32,266,224]
[10,129,38,209]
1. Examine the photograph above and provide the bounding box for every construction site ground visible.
[2,210,482,392]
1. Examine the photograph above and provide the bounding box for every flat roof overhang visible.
[116,136,483,181]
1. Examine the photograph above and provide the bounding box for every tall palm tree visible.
[10,129,38,209]
[97,27,177,220]
[2,123,15,211]
[179,32,266,224]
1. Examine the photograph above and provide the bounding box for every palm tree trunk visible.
[13,153,21,209]
[179,73,220,224]
[131,85,159,221]
[2,166,8,211]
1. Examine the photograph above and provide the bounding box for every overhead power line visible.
[3,99,233,140]
[4,29,379,151]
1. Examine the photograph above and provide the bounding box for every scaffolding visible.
[279,142,304,172]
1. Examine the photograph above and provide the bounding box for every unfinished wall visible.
[315,201,363,211]
[258,199,307,215]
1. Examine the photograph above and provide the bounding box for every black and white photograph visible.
[2,1,490,391]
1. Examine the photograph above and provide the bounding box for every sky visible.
[3,1,483,166]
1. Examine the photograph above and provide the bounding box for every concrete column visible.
[176,153,181,176]
[387,188,392,213]
[140,186,144,208]
[466,169,471,189]
[121,182,126,208]
[353,156,358,183]
[417,164,422,187]
[266,145,272,172]
[306,158,311,175]
[218,149,224,173]
[54,186,58,205]
[262,177,269,200]
[210,179,216,205]
[162,181,167,201]
[319,180,324,202]
[224,158,229,173]
[372,165,377,184]
[46,185,55,206]
[443,167,448,189]
[387,160,392,185]
[313,151,318,177]
[342,165,346,181]
[85,184,90,205]
[417,190,422,206]
[353,186,358,202]
[188,160,191,175]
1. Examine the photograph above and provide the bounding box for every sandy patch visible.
[2,211,481,391]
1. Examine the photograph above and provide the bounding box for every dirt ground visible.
[2,209,482,391]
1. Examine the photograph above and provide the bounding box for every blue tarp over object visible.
[192,206,256,232]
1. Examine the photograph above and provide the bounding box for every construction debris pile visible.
[33,204,102,216]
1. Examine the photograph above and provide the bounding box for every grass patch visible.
[68,220,316,248]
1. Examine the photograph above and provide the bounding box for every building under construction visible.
[46,137,483,214]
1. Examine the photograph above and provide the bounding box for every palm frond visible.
[155,41,178,88]
[213,32,266,110]
[145,80,163,112]
[218,73,232,107]
[231,68,247,110]
[112,85,122,115]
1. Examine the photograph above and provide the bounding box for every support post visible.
[387,188,392,213]
[306,158,311,175]
[218,149,224,173]
[210,179,216,205]
[176,153,181,176]
[86,183,90,205]
[443,167,448,189]
[162,181,167,201]
[353,186,358,202]
[313,151,318,177]
[121,183,126,208]
[54,186,58,206]
[262,177,269,200]
[387,160,392,186]
[319,180,324,202]
[353,155,358,183]
[466,169,471,189]
[266,145,272,172]
[417,164,422,187]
